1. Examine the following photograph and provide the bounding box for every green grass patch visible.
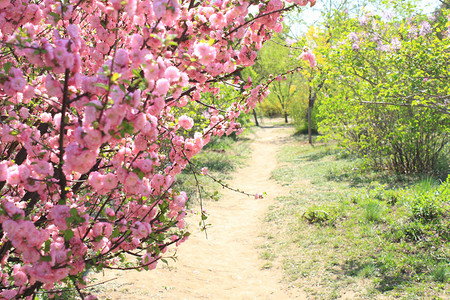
[263,133,449,299]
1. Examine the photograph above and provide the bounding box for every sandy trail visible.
[96,124,302,299]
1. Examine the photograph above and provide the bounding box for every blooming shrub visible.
[319,10,450,174]
[0,0,315,298]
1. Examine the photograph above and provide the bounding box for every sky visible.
[289,0,442,35]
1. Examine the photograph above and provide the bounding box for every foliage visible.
[0,0,317,298]
[264,135,449,298]
[244,28,307,121]
[318,8,450,174]
[302,203,341,226]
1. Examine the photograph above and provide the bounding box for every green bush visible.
[318,12,450,175]
[361,199,385,223]
[409,179,449,224]
[302,204,341,226]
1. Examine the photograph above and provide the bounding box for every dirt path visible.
[95,124,303,299]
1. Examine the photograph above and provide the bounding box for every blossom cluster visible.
[347,14,436,54]
[0,0,315,298]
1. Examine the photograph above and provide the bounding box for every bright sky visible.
[289,0,442,36]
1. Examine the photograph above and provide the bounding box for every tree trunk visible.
[284,111,288,123]
[252,109,259,126]
[308,107,312,145]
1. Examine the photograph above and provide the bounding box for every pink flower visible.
[40,112,52,123]
[0,289,17,300]
[178,115,194,130]
[153,0,180,26]
[0,0,10,9]
[164,66,180,82]
[83,127,103,150]
[155,78,170,95]
[201,167,208,175]
[13,264,28,286]
[6,165,21,185]
[103,173,118,190]
[255,193,264,199]
[32,160,54,176]
[114,49,130,66]
[151,174,165,192]
[124,172,141,194]
[135,159,153,173]
[193,42,216,65]
[210,13,226,29]
[9,68,26,92]
[0,162,8,181]
[300,49,317,68]
[88,172,103,191]
[173,191,187,207]
[49,205,71,230]
[141,252,158,269]
[105,207,115,218]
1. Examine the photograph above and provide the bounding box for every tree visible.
[0,0,316,298]
[319,6,450,174]
[245,27,305,123]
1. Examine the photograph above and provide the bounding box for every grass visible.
[261,133,449,299]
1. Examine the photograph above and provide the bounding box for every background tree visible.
[318,5,449,174]
[244,25,305,123]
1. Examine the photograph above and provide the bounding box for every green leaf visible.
[44,240,51,252]
[41,255,52,262]
[119,120,135,137]
[3,62,12,75]
[85,102,103,110]
[63,229,74,241]
[48,12,61,22]
[70,207,78,217]
[111,72,121,82]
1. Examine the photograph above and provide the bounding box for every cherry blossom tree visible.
[0,0,316,298]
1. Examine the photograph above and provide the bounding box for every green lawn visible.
[262,134,449,299]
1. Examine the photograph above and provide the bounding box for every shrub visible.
[302,204,341,226]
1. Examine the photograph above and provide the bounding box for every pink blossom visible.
[141,252,158,269]
[0,0,10,9]
[300,49,317,68]
[13,264,27,286]
[255,193,264,199]
[135,159,153,173]
[0,289,17,300]
[48,205,71,230]
[0,162,8,181]
[155,78,170,95]
[105,207,116,218]
[9,68,27,92]
[6,165,21,185]
[194,42,217,65]
[151,174,165,192]
[210,13,226,29]
[0,0,292,294]
[164,66,180,82]
[201,167,209,175]
[178,115,194,130]
[115,49,130,66]
[103,173,118,190]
